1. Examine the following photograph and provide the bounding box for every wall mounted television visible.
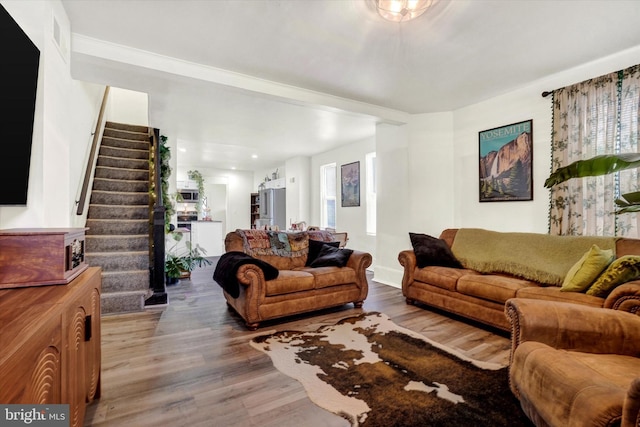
[0,5,40,206]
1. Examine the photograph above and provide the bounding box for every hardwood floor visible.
[84,259,513,427]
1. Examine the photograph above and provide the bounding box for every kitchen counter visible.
[189,221,223,256]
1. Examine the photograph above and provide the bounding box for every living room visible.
[2,1,640,426]
[2,0,639,288]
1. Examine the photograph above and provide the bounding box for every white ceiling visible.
[61,0,640,172]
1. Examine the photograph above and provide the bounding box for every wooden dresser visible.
[0,266,102,427]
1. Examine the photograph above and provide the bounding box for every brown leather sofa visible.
[398,228,640,331]
[221,230,372,330]
[505,298,640,427]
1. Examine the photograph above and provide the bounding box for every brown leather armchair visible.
[505,298,640,427]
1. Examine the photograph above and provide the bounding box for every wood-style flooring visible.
[84,259,513,427]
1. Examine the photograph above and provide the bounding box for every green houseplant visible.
[159,135,176,233]
[188,169,205,216]
[545,153,640,213]
[165,239,212,283]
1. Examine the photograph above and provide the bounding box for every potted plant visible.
[545,153,640,213]
[165,238,212,284]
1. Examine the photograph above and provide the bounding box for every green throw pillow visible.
[560,245,614,292]
[586,255,640,297]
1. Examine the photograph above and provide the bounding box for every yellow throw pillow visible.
[561,245,614,292]
[586,255,640,297]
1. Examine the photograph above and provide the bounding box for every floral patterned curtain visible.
[549,65,640,237]
[617,65,640,236]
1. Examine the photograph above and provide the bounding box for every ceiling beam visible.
[71,34,410,125]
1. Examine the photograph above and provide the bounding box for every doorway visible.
[206,183,227,234]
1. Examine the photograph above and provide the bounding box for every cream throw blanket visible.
[450,228,617,286]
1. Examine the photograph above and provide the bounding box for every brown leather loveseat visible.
[219,229,372,330]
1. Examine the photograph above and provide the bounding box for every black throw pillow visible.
[306,239,341,266]
[409,232,463,269]
[309,244,353,268]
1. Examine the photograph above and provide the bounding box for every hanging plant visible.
[188,169,205,216]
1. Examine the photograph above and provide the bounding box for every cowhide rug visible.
[250,312,532,427]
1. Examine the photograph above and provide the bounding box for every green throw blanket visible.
[450,228,617,286]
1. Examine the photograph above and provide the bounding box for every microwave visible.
[179,189,199,202]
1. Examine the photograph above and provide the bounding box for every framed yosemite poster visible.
[341,161,360,207]
[479,119,533,202]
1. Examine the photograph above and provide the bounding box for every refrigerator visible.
[258,188,286,230]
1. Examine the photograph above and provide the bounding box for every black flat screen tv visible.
[0,5,40,206]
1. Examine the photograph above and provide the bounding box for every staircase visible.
[84,121,152,314]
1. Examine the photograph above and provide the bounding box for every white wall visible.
[452,45,640,234]
[374,124,409,285]
[310,136,376,256]
[372,111,457,286]
[452,86,551,233]
[408,112,456,237]
[207,184,227,226]
[284,156,310,227]
[69,80,108,227]
[40,0,72,227]
[107,87,149,126]
[372,44,640,288]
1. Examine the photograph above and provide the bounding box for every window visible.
[549,65,640,237]
[366,152,376,235]
[320,163,336,229]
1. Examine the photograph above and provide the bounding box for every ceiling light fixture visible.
[375,0,434,23]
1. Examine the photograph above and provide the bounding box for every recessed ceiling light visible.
[251,154,258,159]
[179,148,186,152]
[231,166,237,170]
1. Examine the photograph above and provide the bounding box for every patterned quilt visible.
[236,229,336,258]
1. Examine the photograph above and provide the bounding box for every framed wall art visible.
[479,119,533,202]
[341,161,360,207]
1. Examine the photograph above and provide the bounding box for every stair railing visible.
[76,86,110,216]
[146,127,168,306]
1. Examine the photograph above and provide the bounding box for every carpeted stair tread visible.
[85,235,148,252]
[87,205,148,220]
[105,121,149,133]
[99,145,149,160]
[100,270,149,293]
[101,136,149,151]
[94,166,149,181]
[86,219,148,235]
[103,127,149,141]
[97,155,149,170]
[101,291,149,315]
[89,190,149,206]
[88,202,149,209]
[86,121,156,315]
[85,249,148,257]
[85,251,148,272]
[92,178,148,193]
